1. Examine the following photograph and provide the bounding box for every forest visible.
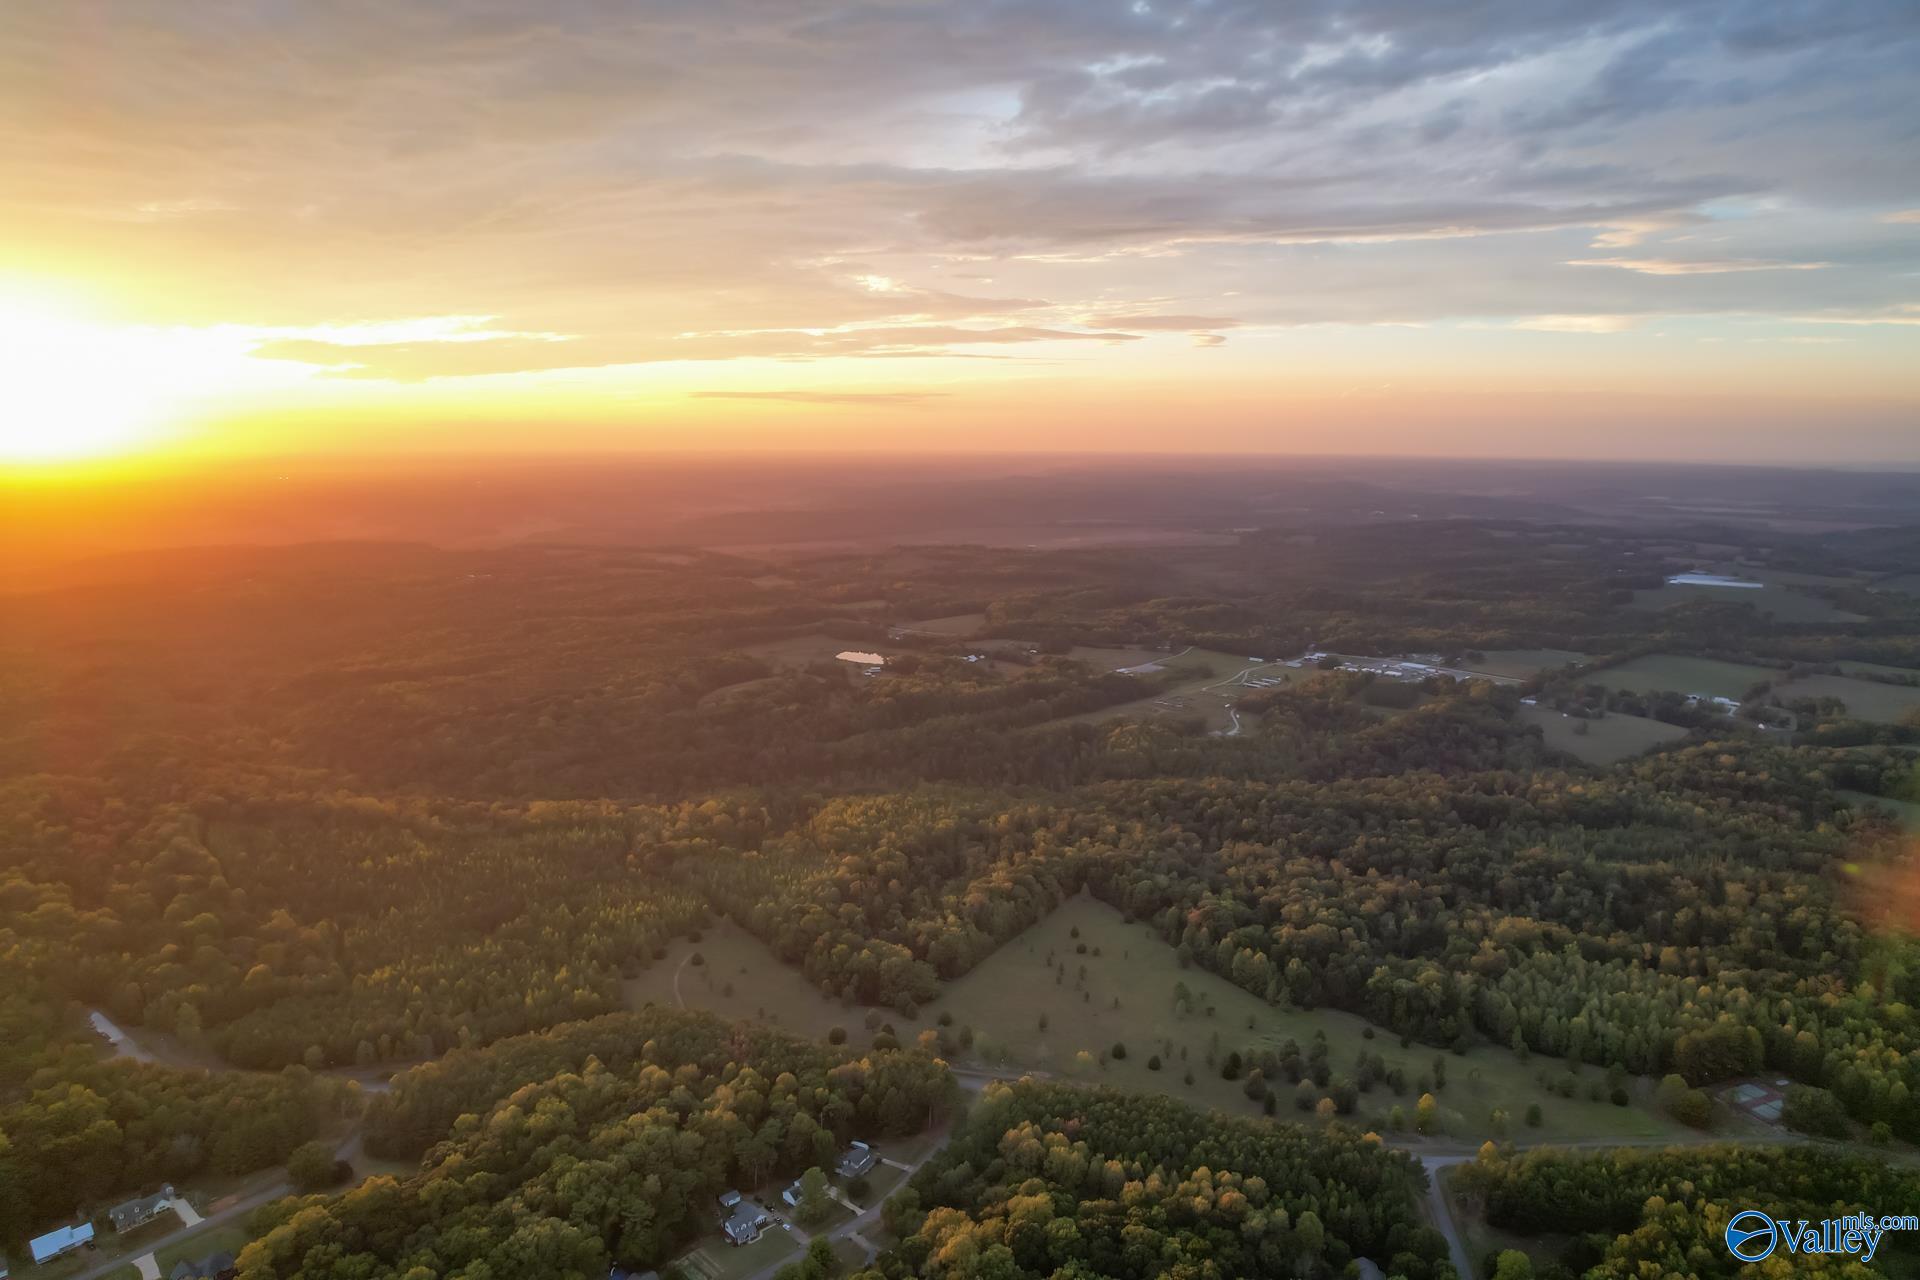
[1458,1143,1920,1278]
[882,1079,1450,1280]
[4,508,1920,1276]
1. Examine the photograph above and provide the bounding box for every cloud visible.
[1884,210,1920,224]
[4,0,1918,366]
[690,390,949,406]
[1567,257,1831,275]
[1081,314,1242,330]
[252,322,1142,379]
[1512,315,1640,333]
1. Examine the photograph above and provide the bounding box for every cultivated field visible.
[1627,580,1863,623]
[1780,673,1920,724]
[1459,649,1590,680]
[1589,654,1780,701]
[927,896,1683,1144]
[1520,705,1689,765]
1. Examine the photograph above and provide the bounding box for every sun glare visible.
[0,291,196,464]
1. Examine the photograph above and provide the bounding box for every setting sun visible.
[0,291,200,463]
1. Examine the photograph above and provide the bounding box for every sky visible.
[3,0,1919,465]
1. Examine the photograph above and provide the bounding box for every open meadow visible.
[927,895,1683,1145]
[1459,649,1591,679]
[1053,648,1295,732]
[1520,704,1689,765]
[895,613,989,637]
[1780,672,1920,724]
[625,919,881,1045]
[1841,790,1920,832]
[740,632,901,668]
[1589,653,1781,700]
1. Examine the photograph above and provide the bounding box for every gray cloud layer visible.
[3,0,1917,377]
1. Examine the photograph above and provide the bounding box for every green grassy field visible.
[927,896,1683,1145]
[1627,581,1863,623]
[740,633,900,668]
[898,613,988,636]
[1781,673,1920,724]
[1052,648,1277,732]
[1834,660,1920,680]
[624,919,882,1045]
[1874,573,1920,596]
[1461,649,1590,679]
[1520,704,1689,765]
[1589,654,1780,701]
[1841,790,1920,832]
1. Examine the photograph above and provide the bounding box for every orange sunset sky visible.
[3,2,1918,466]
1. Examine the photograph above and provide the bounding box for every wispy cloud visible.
[691,390,950,406]
[1512,315,1640,333]
[1567,258,1830,275]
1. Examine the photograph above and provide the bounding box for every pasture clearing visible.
[927,895,1682,1145]
[1780,673,1920,724]
[1873,573,1920,596]
[740,633,899,668]
[1459,649,1590,679]
[1833,659,1920,680]
[1055,649,1296,733]
[1065,644,1182,670]
[1840,790,1920,832]
[895,613,988,637]
[1589,654,1780,701]
[624,919,878,1045]
[1627,580,1863,623]
[1520,705,1689,765]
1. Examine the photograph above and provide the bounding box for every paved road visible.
[66,1132,364,1280]
[737,1125,955,1280]
[1399,1130,1824,1280]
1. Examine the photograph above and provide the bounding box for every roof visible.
[167,1252,237,1280]
[30,1223,96,1263]
[723,1203,769,1243]
[835,1144,877,1175]
[717,1189,743,1207]
[109,1190,175,1230]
